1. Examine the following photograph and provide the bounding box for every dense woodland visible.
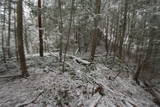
[0,0,160,106]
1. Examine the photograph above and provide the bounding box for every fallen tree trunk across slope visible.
[144,81,160,106]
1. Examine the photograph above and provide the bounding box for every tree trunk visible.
[105,16,109,56]
[113,8,120,58]
[127,9,136,60]
[62,0,75,72]
[7,0,12,58]
[24,26,30,54]
[38,0,43,57]
[17,0,29,77]
[1,3,6,63]
[58,0,63,62]
[134,29,155,83]
[90,0,101,61]
[119,0,128,59]
[14,5,19,61]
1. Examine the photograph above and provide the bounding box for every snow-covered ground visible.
[0,53,158,107]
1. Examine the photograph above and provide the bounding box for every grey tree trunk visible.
[134,28,155,83]
[24,26,30,54]
[62,0,75,72]
[90,0,101,61]
[119,0,128,59]
[38,0,43,57]
[58,0,63,62]
[7,0,12,58]
[17,0,29,77]
[1,3,6,63]
[14,4,19,61]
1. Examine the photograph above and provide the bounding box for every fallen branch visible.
[65,54,91,65]
[74,48,79,55]
[152,88,160,106]
[48,52,91,65]
[112,71,121,80]
[74,57,91,65]
[144,81,160,106]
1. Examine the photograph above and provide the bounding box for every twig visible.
[112,71,121,80]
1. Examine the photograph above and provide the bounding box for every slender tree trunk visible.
[152,45,159,73]
[119,0,128,59]
[105,16,109,56]
[7,0,12,58]
[90,0,101,61]
[24,26,30,54]
[113,8,120,58]
[108,12,114,55]
[127,10,136,60]
[58,0,63,62]
[62,0,75,72]
[17,0,29,77]
[38,0,43,57]
[134,29,155,83]
[133,59,143,84]
[1,3,6,63]
[14,6,19,61]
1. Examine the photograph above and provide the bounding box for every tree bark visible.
[14,5,19,61]
[58,0,63,62]
[7,0,12,58]
[62,0,75,72]
[119,0,128,59]
[17,0,29,77]
[134,28,155,83]
[90,0,101,61]
[1,2,6,63]
[105,16,109,56]
[24,26,30,54]
[38,0,43,57]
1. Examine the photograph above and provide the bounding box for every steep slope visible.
[0,54,158,107]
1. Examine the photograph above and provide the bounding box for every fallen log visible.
[74,57,91,65]
[49,52,91,65]
[144,81,160,106]
[66,55,91,65]
[149,88,160,106]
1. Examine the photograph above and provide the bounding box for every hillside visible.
[0,53,158,107]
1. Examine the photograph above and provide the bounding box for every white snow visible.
[0,53,158,107]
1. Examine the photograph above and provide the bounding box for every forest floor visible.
[0,52,159,107]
